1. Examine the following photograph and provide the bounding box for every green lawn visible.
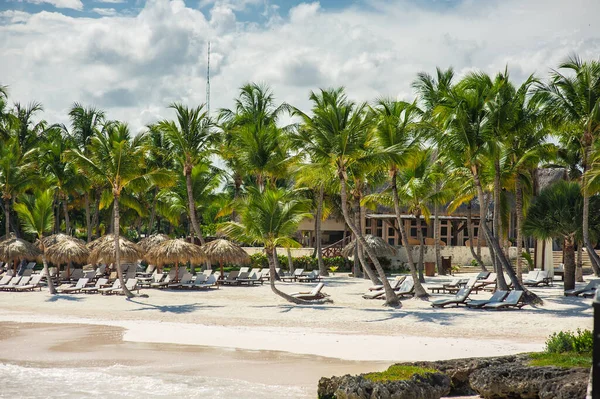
[528,352,592,368]
[364,365,438,383]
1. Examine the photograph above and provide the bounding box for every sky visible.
[1,0,600,132]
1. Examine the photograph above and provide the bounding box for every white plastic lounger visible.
[14,275,42,291]
[290,282,326,300]
[99,280,121,295]
[483,290,526,310]
[59,278,89,294]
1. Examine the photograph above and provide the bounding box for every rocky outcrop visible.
[317,372,450,399]
[318,354,589,399]
[470,364,589,399]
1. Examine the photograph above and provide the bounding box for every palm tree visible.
[523,180,600,291]
[371,99,428,297]
[219,187,324,304]
[14,189,56,294]
[68,103,105,242]
[291,88,400,307]
[158,103,214,244]
[67,122,170,298]
[146,123,174,235]
[536,55,600,275]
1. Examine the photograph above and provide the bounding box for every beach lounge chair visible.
[199,274,218,289]
[261,268,281,281]
[472,273,497,292]
[81,278,109,294]
[554,263,565,281]
[59,278,89,294]
[3,276,30,291]
[431,286,473,308]
[369,276,405,292]
[169,273,193,288]
[99,280,121,295]
[248,268,260,277]
[281,269,304,282]
[483,290,526,310]
[396,277,415,298]
[69,269,84,281]
[290,282,326,300]
[297,270,322,283]
[150,269,177,288]
[83,270,96,280]
[180,274,206,289]
[429,278,461,294]
[523,270,550,286]
[112,278,139,295]
[95,264,107,277]
[14,275,42,291]
[22,269,33,277]
[476,271,491,280]
[221,270,240,285]
[565,280,599,297]
[238,272,264,285]
[239,267,250,274]
[0,276,21,290]
[465,290,508,309]
[0,274,13,287]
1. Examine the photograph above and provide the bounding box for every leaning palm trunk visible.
[390,171,427,297]
[515,179,523,282]
[266,247,328,305]
[433,203,443,275]
[185,168,211,271]
[467,201,486,270]
[473,173,541,304]
[492,160,509,291]
[113,194,134,298]
[339,173,399,307]
[582,146,600,276]
[354,196,379,284]
[315,185,327,276]
[41,247,56,294]
[415,214,425,283]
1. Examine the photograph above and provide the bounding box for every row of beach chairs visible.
[0,274,43,292]
[363,276,415,300]
[431,285,527,310]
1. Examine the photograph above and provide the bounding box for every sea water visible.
[0,363,311,398]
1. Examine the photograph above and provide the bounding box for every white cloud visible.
[1,0,600,134]
[94,0,125,3]
[92,7,117,16]
[22,0,83,10]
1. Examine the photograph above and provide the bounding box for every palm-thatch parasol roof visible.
[88,236,142,264]
[137,234,170,252]
[201,239,250,265]
[87,234,116,251]
[341,234,397,258]
[39,233,86,250]
[145,239,205,266]
[45,239,90,265]
[0,237,41,262]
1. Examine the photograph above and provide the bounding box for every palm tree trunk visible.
[515,178,523,282]
[315,185,327,276]
[286,247,294,274]
[582,146,600,276]
[338,172,399,307]
[85,191,91,242]
[354,195,378,284]
[148,187,159,235]
[492,158,507,289]
[113,193,134,299]
[467,201,486,270]
[4,197,9,237]
[266,247,325,304]
[390,170,427,297]
[62,195,70,235]
[576,242,584,282]
[415,214,426,282]
[352,241,362,278]
[564,237,576,291]
[185,168,205,244]
[41,254,56,295]
[92,191,101,238]
[434,203,443,275]
[473,172,541,303]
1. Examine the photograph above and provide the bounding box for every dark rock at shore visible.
[317,372,450,399]
[470,364,588,399]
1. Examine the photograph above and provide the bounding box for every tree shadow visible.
[126,299,224,314]
[250,304,343,313]
[45,295,85,302]
[359,307,462,325]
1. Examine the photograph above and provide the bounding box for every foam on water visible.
[0,363,311,398]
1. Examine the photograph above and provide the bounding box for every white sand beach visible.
[0,274,593,397]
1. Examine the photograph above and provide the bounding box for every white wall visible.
[387,245,518,268]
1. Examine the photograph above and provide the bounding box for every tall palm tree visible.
[372,99,428,297]
[292,88,400,307]
[219,187,322,304]
[158,103,214,244]
[523,180,600,291]
[14,189,56,294]
[146,123,174,235]
[536,55,600,275]
[68,103,105,242]
[67,123,170,298]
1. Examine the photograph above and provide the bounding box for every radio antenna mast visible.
[206,41,211,115]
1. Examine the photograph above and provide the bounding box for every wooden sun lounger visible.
[14,275,43,292]
[238,272,264,285]
[297,270,323,283]
[465,290,508,309]
[59,278,90,294]
[429,278,461,294]
[0,274,13,287]
[112,279,139,295]
[483,290,526,310]
[290,282,326,300]
[431,286,473,308]
[168,273,193,288]
[369,276,405,291]
[81,278,108,294]
[99,280,121,295]
[281,269,304,282]
[221,270,241,285]
[0,277,22,291]
[2,277,30,291]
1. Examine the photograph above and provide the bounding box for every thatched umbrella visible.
[87,234,116,251]
[0,237,42,274]
[341,234,397,258]
[145,239,205,278]
[137,234,170,252]
[88,236,142,265]
[45,239,90,278]
[201,238,250,277]
[40,233,85,249]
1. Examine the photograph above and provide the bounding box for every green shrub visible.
[250,253,269,268]
[545,329,593,354]
[364,365,437,383]
[294,255,317,271]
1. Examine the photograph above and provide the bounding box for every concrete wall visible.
[387,245,518,269]
[242,247,315,257]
